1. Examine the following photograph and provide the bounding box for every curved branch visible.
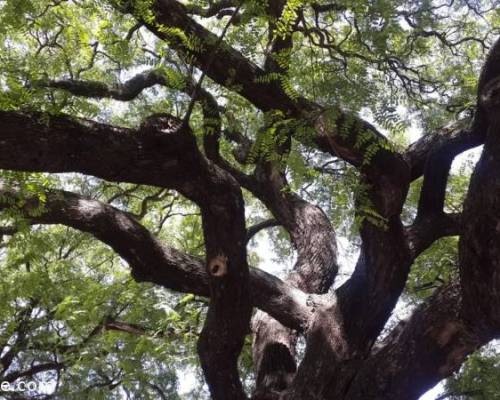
[32,69,171,101]
[0,110,201,197]
[404,123,470,258]
[125,0,301,113]
[0,109,253,398]
[0,110,238,206]
[345,282,484,400]
[404,122,481,182]
[246,219,280,243]
[406,212,461,258]
[0,183,312,332]
[249,161,339,395]
[416,141,457,219]
[3,362,64,383]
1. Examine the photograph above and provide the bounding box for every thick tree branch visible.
[344,282,484,400]
[124,0,409,196]
[248,158,339,395]
[32,69,172,101]
[0,108,253,398]
[0,183,312,332]
[459,37,500,335]
[0,110,200,199]
[126,0,301,113]
[404,122,480,182]
[320,154,410,377]
[416,141,457,219]
[0,110,242,206]
[406,212,461,258]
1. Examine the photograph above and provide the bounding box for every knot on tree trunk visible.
[208,254,228,277]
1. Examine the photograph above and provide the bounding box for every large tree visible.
[0,0,499,399]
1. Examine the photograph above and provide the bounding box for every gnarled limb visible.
[249,159,339,396]
[283,119,411,398]
[344,282,483,400]
[0,183,312,332]
[404,123,480,182]
[0,110,202,199]
[405,121,467,257]
[290,128,412,395]
[338,37,500,400]
[0,108,252,398]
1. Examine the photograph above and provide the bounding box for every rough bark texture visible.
[345,282,483,400]
[0,1,499,399]
[459,38,500,336]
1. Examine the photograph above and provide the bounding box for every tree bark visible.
[1,1,500,398]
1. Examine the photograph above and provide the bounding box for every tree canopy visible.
[0,0,499,399]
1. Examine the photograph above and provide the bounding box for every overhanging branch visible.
[404,122,480,182]
[32,69,172,101]
[127,0,300,113]
[0,183,312,332]
[246,219,280,243]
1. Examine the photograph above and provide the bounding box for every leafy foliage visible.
[0,0,498,398]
